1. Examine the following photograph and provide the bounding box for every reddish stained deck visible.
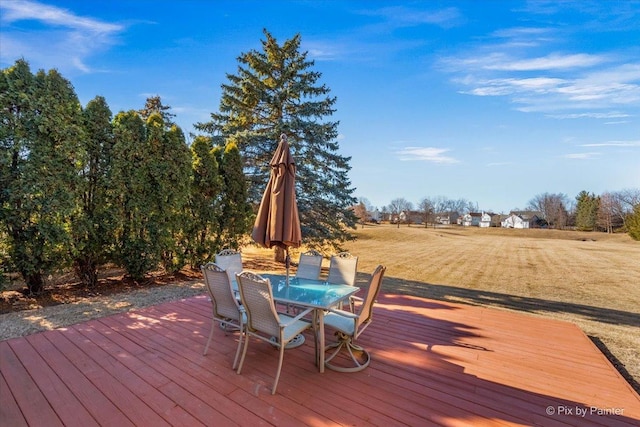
[1,292,639,426]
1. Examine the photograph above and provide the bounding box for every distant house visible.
[501,213,529,229]
[501,211,545,228]
[462,212,483,227]
[399,210,424,224]
[505,211,545,228]
[479,212,492,228]
[435,211,459,225]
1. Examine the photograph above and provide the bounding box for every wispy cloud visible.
[483,53,605,71]
[360,6,463,29]
[397,147,459,164]
[564,140,639,160]
[305,4,464,63]
[1,0,122,32]
[580,140,640,147]
[0,0,124,73]
[439,2,640,119]
[449,58,640,115]
[486,162,513,167]
[564,152,601,160]
[546,111,630,119]
[303,39,362,62]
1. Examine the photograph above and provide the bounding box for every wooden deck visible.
[2,292,639,426]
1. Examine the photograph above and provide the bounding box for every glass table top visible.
[261,274,358,309]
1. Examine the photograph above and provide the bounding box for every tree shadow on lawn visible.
[368,274,640,328]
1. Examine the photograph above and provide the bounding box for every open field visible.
[323,224,640,392]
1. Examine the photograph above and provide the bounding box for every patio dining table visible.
[235,274,359,373]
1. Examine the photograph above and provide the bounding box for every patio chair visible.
[295,249,323,280]
[215,248,243,284]
[323,264,386,373]
[200,263,245,369]
[235,271,314,395]
[327,252,358,286]
[327,252,359,310]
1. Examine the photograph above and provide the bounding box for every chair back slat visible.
[236,272,281,337]
[356,265,386,328]
[215,249,243,283]
[296,250,323,280]
[327,252,358,286]
[201,263,242,321]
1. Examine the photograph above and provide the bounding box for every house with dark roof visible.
[462,212,483,227]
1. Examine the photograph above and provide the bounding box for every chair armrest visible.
[348,295,363,312]
[280,307,314,326]
[325,308,359,319]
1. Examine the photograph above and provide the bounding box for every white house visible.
[479,212,492,228]
[501,213,529,229]
[462,212,482,227]
[435,211,459,225]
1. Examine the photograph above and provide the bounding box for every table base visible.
[269,334,306,349]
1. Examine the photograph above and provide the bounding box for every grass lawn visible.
[276,224,640,392]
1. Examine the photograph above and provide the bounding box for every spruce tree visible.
[575,191,599,231]
[197,29,357,250]
[627,204,640,241]
[138,95,176,127]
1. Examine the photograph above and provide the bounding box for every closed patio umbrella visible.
[251,134,302,283]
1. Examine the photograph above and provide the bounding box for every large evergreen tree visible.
[156,117,192,273]
[111,111,191,279]
[197,29,357,251]
[111,111,151,280]
[1,61,84,293]
[71,96,115,287]
[0,60,35,289]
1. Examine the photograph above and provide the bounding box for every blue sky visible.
[1,0,639,213]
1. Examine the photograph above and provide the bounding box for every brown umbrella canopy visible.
[251,134,302,251]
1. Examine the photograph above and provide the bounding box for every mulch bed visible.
[1,254,284,316]
[0,268,202,315]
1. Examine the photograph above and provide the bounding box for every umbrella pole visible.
[285,248,290,286]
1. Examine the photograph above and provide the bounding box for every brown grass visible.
[330,224,640,391]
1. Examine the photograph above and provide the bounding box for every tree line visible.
[1,59,253,293]
[1,30,358,293]
[353,191,640,238]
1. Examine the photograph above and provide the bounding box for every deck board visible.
[1,292,639,426]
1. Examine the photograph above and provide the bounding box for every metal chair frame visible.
[235,271,314,395]
[323,265,386,373]
[200,262,245,369]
